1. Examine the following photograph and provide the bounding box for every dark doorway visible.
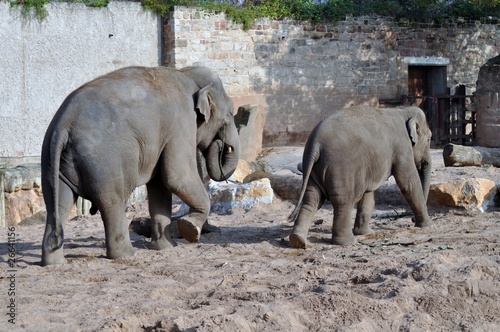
[408,65,447,109]
[408,65,447,143]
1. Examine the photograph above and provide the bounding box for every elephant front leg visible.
[353,191,375,236]
[393,167,432,228]
[290,183,325,249]
[147,180,177,250]
[161,144,211,243]
[171,180,211,243]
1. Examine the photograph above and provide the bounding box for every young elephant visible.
[289,106,432,248]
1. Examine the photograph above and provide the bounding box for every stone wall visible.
[0,164,147,227]
[165,7,500,145]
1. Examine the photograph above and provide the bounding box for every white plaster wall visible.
[0,2,160,157]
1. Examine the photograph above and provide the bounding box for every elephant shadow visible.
[0,235,119,266]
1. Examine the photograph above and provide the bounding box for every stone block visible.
[268,169,302,201]
[2,163,42,193]
[229,159,253,183]
[234,104,265,162]
[428,178,498,211]
[4,189,45,226]
[208,178,273,214]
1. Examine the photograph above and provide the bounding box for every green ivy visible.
[8,0,500,26]
[83,0,109,8]
[9,0,51,21]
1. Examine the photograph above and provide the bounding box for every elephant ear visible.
[195,82,214,123]
[406,117,419,146]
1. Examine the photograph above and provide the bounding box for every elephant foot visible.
[170,219,220,239]
[149,236,177,250]
[177,217,201,243]
[414,220,433,228]
[41,250,67,266]
[106,243,135,260]
[289,233,307,249]
[202,221,221,235]
[353,226,374,236]
[331,235,358,246]
[413,216,433,228]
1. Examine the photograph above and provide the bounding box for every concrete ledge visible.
[403,56,450,66]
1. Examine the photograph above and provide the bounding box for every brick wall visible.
[165,7,500,146]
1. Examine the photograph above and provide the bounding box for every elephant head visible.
[406,110,432,202]
[181,66,240,181]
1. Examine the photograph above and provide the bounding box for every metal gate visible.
[402,93,476,146]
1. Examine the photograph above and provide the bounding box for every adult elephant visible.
[41,66,239,265]
[289,106,432,249]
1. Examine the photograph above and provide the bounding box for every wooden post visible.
[443,143,500,167]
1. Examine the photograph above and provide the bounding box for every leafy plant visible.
[83,0,109,8]
[8,0,500,25]
[9,0,51,21]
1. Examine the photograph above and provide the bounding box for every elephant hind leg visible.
[99,201,135,259]
[147,179,177,250]
[290,181,325,249]
[330,202,357,246]
[41,180,76,266]
[353,191,375,236]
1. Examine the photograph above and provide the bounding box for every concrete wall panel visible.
[0,2,160,157]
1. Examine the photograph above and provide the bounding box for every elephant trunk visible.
[419,151,432,203]
[205,123,240,181]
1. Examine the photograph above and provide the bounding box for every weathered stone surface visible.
[443,143,500,167]
[4,189,45,226]
[2,163,42,193]
[428,178,498,211]
[229,159,253,183]
[268,169,303,201]
[475,55,500,148]
[229,159,268,183]
[234,104,265,161]
[208,178,273,214]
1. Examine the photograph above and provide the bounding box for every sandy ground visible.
[1,147,499,332]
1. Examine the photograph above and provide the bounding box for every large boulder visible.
[268,168,303,201]
[1,164,45,226]
[229,159,269,183]
[428,178,498,211]
[208,178,273,214]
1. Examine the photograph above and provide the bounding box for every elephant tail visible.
[288,143,320,223]
[45,128,69,251]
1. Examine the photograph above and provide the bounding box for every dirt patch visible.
[2,148,499,331]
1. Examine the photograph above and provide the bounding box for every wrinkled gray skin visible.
[41,66,239,265]
[289,106,432,249]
